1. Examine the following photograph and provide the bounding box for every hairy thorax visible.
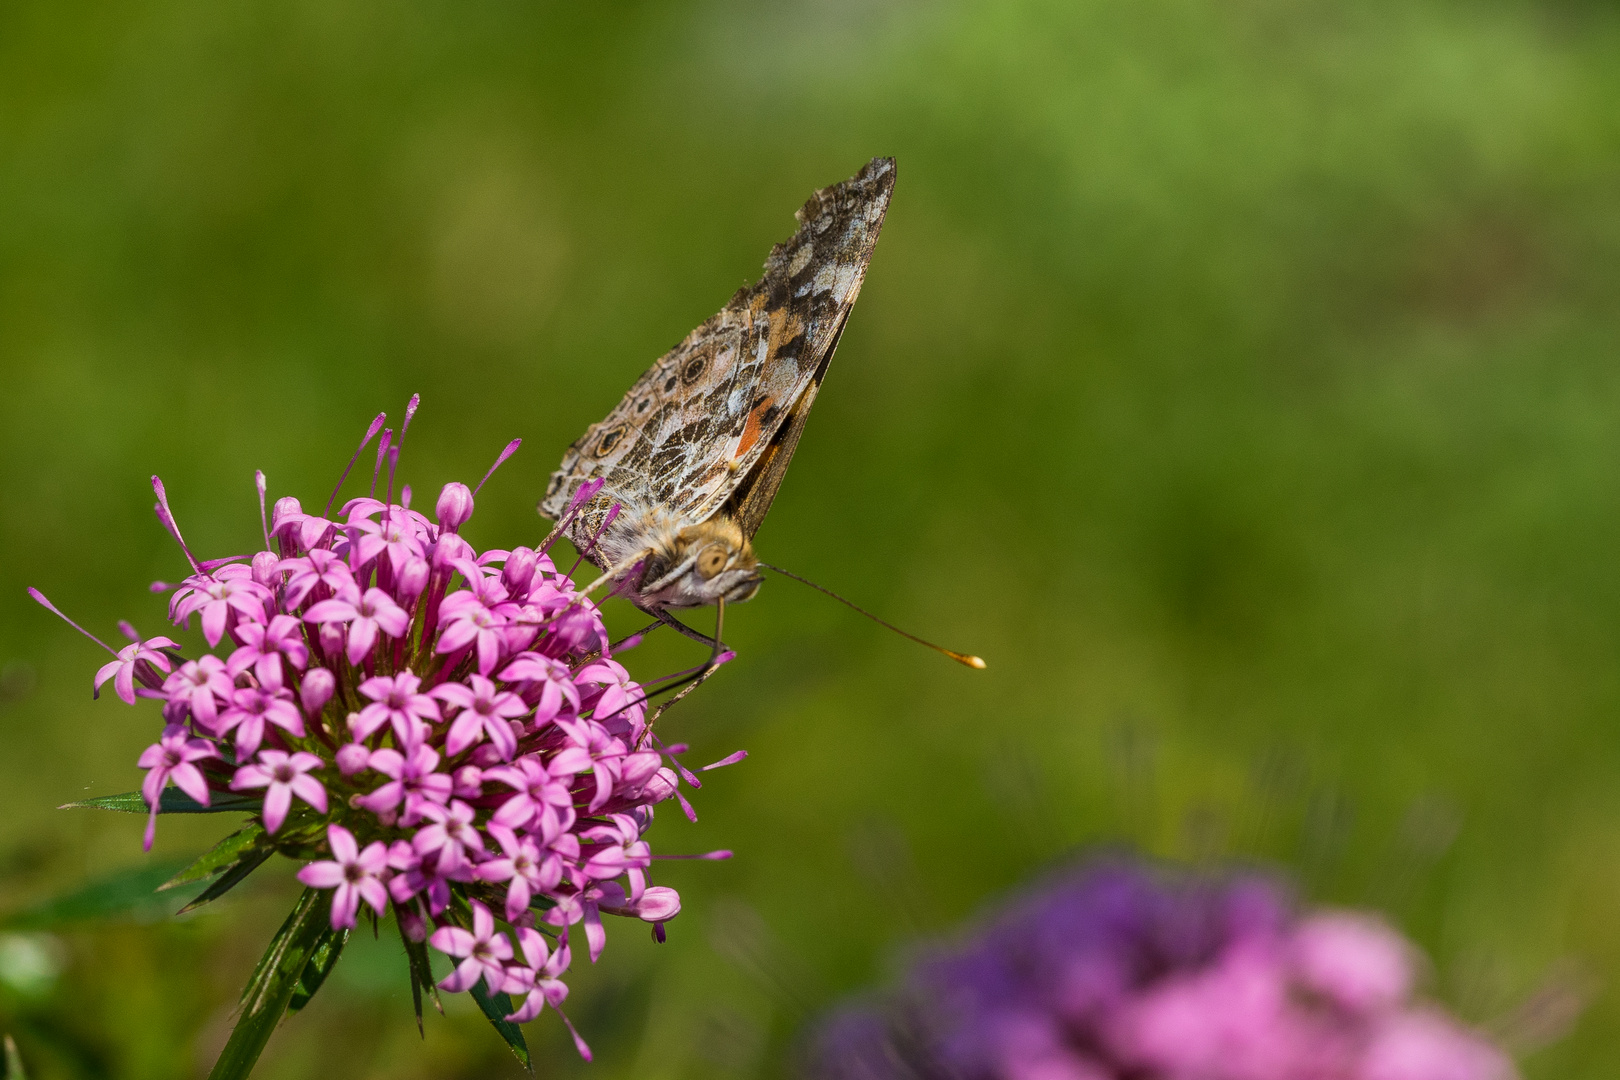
[585,505,762,610]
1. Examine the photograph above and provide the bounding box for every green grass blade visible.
[470,981,530,1072]
[287,926,348,1013]
[1,861,195,930]
[60,789,262,815]
[206,888,330,1080]
[396,918,441,1035]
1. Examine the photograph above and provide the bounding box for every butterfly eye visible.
[695,546,729,580]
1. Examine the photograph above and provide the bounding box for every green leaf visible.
[4,1034,26,1080]
[470,980,531,1073]
[161,824,270,890]
[175,848,274,915]
[396,918,441,1035]
[60,789,262,815]
[287,926,348,1013]
[207,889,330,1080]
[1,861,196,930]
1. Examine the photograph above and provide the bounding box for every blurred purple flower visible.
[806,860,1519,1080]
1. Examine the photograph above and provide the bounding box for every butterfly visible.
[539,157,895,616]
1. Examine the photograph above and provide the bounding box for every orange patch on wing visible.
[736,395,775,459]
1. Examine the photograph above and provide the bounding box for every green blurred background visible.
[3,0,1620,1075]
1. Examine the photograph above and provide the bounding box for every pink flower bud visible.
[453,765,483,798]
[396,558,430,603]
[632,886,681,922]
[252,550,280,589]
[435,482,473,531]
[642,767,679,804]
[502,546,538,597]
[271,496,303,532]
[397,906,427,942]
[301,667,336,715]
[318,622,344,661]
[1292,913,1413,1016]
[336,742,371,775]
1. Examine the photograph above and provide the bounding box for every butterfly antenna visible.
[757,561,986,669]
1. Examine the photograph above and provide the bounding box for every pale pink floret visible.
[435,572,518,676]
[575,657,645,732]
[498,651,580,728]
[297,824,390,930]
[170,568,270,646]
[1292,912,1414,1017]
[432,673,528,760]
[231,749,327,833]
[355,744,452,823]
[162,655,234,728]
[502,927,572,1023]
[412,799,485,874]
[137,723,218,851]
[280,548,354,609]
[486,755,576,839]
[430,900,512,996]
[304,586,410,665]
[353,671,441,745]
[1359,1008,1517,1080]
[477,823,568,921]
[95,635,178,705]
[214,685,305,757]
[226,614,310,688]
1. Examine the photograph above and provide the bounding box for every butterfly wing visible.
[540,157,895,541]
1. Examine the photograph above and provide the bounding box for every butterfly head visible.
[636,515,762,609]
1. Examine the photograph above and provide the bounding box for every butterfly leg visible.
[648,598,728,726]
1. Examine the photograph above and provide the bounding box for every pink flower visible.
[161,655,234,728]
[502,927,572,1023]
[231,749,327,833]
[304,586,410,665]
[1292,912,1413,1017]
[432,674,527,760]
[435,563,518,675]
[353,671,441,746]
[575,657,645,733]
[137,723,218,850]
[226,614,309,688]
[430,900,512,995]
[579,813,652,898]
[1359,1009,1516,1080]
[487,755,576,839]
[476,824,567,921]
[412,799,485,874]
[352,512,425,573]
[95,635,178,705]
[355,744,451,823]
[297,824,390,930]
[171,567,270,646]
[543,880,649,963]
[280,548,354,609]
[214,685,305,757]
[498,651,580,728]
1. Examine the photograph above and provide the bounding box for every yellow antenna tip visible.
[947,651,988,670]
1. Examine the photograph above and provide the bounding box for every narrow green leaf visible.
[175,848,274,915]
[287,926,348,1013]
[4,1034,26,1080]
[396,920,442,1035]
[60,789,261,815]
[2,861,194,930]
[207,889,329,1080]
[470,981,531,1072]
[161,824,270,890]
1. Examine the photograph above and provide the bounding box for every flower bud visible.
[271,496,303,533]
[397,906,427,943]
[252,550,280,590]
[642,767,679,805]
[453,765,483,799]
[396,558,430,603]
[620,751,662,789]
[633,886,682,922]
[301,667,336,716]
[318,622,344,662]
[336,741,371,776]
[435,482,474,531]
[503,546,538,597]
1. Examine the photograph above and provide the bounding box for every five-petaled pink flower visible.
[433,673,527,760]
[304,586,410,665]
[227,614,310,687]
[280,548,354,609]
[354,744,452,824]
[215,685,305,757]
[477,823,569,921]
[170,567,270,647]
[353,672,441,746]
[430,900,512,996]
[161,655,233,728]
[96,635,179,705]
[296,824,390,929]
[137,723,219,850]
[502,927,573,1025]
[231,749,327,833]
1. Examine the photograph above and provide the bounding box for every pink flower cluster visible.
[34,406,740,1055]
[810,861,1518,1080]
